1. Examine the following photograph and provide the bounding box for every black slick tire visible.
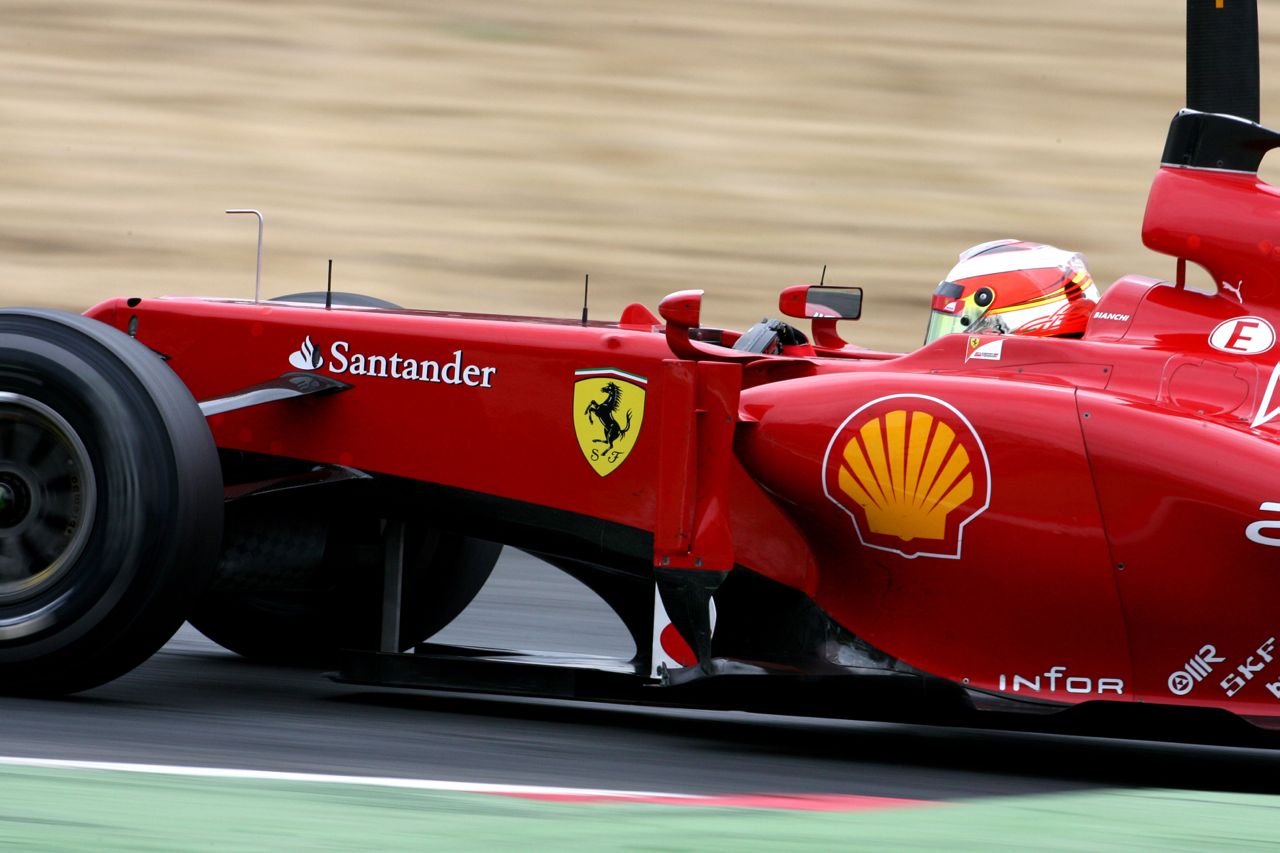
[0,309,222,694]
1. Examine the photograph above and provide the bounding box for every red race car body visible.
[77,153,1280,725]
[3,1,1279,732]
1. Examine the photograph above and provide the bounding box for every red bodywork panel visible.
[76,149,1280,723]
[84,263,1280,723]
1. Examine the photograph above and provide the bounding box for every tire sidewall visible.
[0,312,220,689]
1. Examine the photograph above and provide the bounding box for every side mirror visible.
[658,290,703,328]
[656,289,760,363]
[779,285,863,320]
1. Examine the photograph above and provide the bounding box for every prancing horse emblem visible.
[586,382,633,449]
[572,368,647,477]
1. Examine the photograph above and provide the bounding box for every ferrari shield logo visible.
[573,368,647,476]
[822,394,991,559]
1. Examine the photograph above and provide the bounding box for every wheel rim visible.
[0,392,96,603]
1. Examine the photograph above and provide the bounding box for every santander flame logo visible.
[822,394,991,560]
[288,336,325,370]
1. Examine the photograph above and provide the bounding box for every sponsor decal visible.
[1209,316,1276,355]
[822,395,991,559]
[573,368,646,477]
[286,336,497,387]
[288,336,325,370]
[1246,501,1280,545]
[1252,367,1280,428]
[965,336,1003,362]
[1222,636,1276,698]
[1093,311,1131,322]
[1170,636,1279,698]
[1167,643,1227,695]
[997,666,1124,696]
[650,590,716,677]
[1222,279,1244,303]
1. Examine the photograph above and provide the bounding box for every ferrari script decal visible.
[822,394,991,559]
[573,368,646,477]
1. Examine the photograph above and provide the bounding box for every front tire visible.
[0,309,222,694]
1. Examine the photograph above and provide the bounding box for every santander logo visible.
[286,335,497,388]
[288,336,325,370]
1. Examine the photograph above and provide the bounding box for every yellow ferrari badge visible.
[573,368,647,476]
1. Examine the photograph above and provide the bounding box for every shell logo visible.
[822,395,991,559]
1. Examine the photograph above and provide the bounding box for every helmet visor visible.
[925,309,966,344]
[924,280,994,344]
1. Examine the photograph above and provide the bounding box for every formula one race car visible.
[3,1,1280,733]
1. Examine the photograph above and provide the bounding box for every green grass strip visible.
[0,765,1277,851]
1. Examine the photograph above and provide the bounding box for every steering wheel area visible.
[731,319,809,355]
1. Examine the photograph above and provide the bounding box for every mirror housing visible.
[656,289,766,362]
[779,285,863,320]
[658,290,703,328]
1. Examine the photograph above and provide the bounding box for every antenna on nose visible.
[225,209,264,303]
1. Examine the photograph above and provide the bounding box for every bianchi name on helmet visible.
[287,335,497,388]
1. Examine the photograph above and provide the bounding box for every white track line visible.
[0,756,701,801]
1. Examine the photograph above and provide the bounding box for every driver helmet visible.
[925,239,1102,344]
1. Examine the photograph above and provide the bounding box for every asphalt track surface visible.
[1,550,1279,803]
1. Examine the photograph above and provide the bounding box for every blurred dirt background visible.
[3,1,1279,350]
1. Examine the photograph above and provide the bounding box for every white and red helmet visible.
[925,240,1102,344]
